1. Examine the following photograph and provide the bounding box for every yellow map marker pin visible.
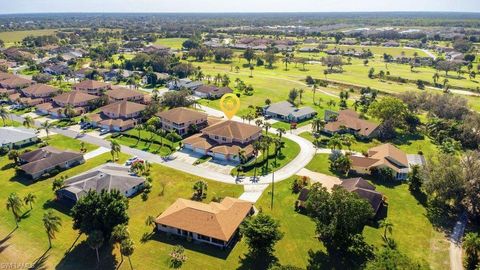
[220,93,240,120]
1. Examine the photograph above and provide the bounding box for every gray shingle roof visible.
[264,101,316,118]
[61,163,145,200]
[0,127,37,145]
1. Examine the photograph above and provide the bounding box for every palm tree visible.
[87,230,104,264]
[120,238,135,270]
[298,89,304,104]
[276,128,286,139]
[63,104,76,119]
[252,140,262,181]
[7,150,20,165]
[52,176,66,193]
[311,117,325,134]
[341,134,355,152]
[23,193,36,210]
[155,128,166,153]
[312,84,318,104]
[255,119,263,127]
[192,180,208,201]
[110,140,121,161]
[379,219,394,243]
[145,215,156,230]
[111,224,129,262]
[22,116,35,129]
[40,120,54,139]
[6,193,23,228]
[327,134,343,150]
[0,106,9,126]
[165,131,177,152]
[263,122,272,134]
[42,210,62,249]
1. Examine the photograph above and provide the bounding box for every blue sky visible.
[1,0,479,14]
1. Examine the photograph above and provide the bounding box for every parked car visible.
[99,128,110,135]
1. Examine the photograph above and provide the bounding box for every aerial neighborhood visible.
[0,8,479,270]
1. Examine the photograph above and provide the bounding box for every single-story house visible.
[21,83,59,100]
[157,107,208,136]
[323,109,379,138]
[183,120,261,161]
[106,87,145,103]
[335,177,385,217]
[88,100,146,132]
[19,147,84,180]
[167,78,203,91]
[155,197,254,248]
[43,64,70,76]
[349,144,409,180]
[56,163,145,206]
[194,85,233,99]
[0,127,38,149]
[263,101,317,123]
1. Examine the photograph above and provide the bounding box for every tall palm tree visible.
[165,131,177,153]
[42,210,62,249]
[23,193,36,210]
[40,120,54,139]
[111,224,129,262]
[155,128,166,153]
[255,119,263,127]
[298,89,304,104]
[63,104,76,119]
[6,193,23,228]
[0,106,9,126]
[252,140,262,181]
[87,230,104,264]
[327,134,343,150]
[312,84,318,104]
[22,116,35,129]
[311,117,325,134]
[341,134,355,152]
[263,122,272,134]
[120,238,135,270]
[110,140,121,161]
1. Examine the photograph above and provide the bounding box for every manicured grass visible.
[271,119,311,130]
[44,134,98,153]
[303,153,449,269]
[254,177,323,268]
[231,134,301,177]
[0,135,247,269]
[326,44,429,57]
[112,129,180,157]
[154,38,187,50]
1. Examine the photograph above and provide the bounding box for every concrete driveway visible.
[296,168,341,191]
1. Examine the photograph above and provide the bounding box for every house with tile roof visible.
[88,101,146,131]
[21,84,59,99]
[19,146,84,180]
[106,87,145,103]
[72,79,111,95]
[324,109,379,138]
[336,177,385,216]
[264,101,317,123]
[155,197,253,248]
[0,76,34,89]
[183,120,262,161]
[36,91,99,118]
[56,163,145,207]
[157,107,208,136]
[349,143,409,180]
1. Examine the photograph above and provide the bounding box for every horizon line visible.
[1,11,480,15]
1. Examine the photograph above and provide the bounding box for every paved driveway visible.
[296,168,341,191]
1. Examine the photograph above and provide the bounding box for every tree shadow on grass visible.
[1,162,16,170]
[56,240,118,270]
[0,228,16,254]
[43,199,72,216]
[150,231,233,260]
[425,200,459,235]
[237,251,279,270]
[30,249,50,270]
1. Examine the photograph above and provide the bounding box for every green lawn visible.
[154,38,187,50]
[44,134,98,153]
[111,129,180,157]
[0,138,247,269]
[0,29,59,47]
[231,134,301,177]
[303,154,449,269]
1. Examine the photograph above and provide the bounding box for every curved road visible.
[9,109,316,186]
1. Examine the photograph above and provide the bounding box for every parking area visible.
[171,149,236,175]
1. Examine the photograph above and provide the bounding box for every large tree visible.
[240,213,283,256]
[305,184,374,266]
[71,190,129,238]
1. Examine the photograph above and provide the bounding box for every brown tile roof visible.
[21,84,59,97]
[201,120,262,141]
[157,107,208,124]
[183,133,217,149]
[336,177,384,214]
[0,72,16,81]
[36,102,56,111]
[53,91,98,106]
[100,101,145,116]
[155,197,252,241]
[325,109,379,137]
[106,87,144,100]
[20,149,84,175]
[0,77,34,89]
[73,79,110,90]
[350,143,408,173]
